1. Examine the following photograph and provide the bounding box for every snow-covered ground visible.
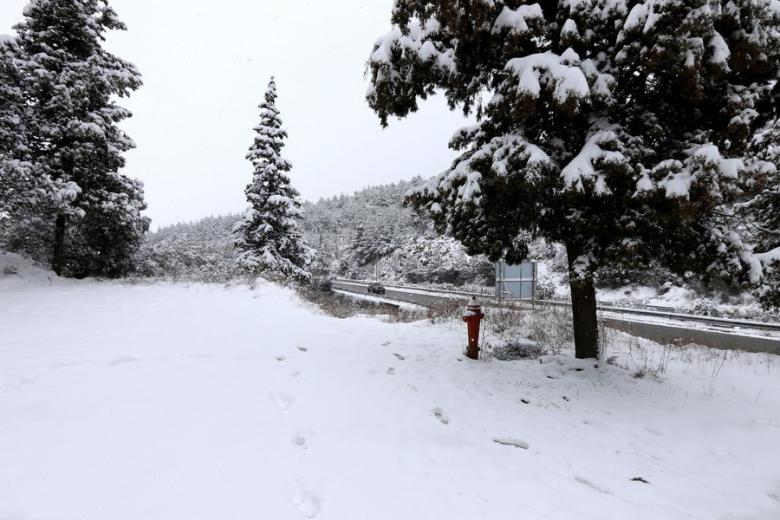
[1,252,780,520]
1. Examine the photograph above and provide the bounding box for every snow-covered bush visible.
[490,340,545,361]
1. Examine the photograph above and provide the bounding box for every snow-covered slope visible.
[0,250,59,289]
[1,271,779,519]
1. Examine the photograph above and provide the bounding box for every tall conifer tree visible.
[234,78,314,281]
[10,0,147,277]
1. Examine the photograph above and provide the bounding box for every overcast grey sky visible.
[1,0,470,228]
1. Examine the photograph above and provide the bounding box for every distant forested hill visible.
[137,215,241,281]
[135,178,494,286]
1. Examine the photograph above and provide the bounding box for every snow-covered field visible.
[1,253,780,520]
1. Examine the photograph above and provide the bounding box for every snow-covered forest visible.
[1,0,780,518]
[136,178,496,287]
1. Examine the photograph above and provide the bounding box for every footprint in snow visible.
[393,353,405,361]
[381,341,392,346]
[108,356,140,366]
[297,346,308,352]
[284,479,320,518]
[289,370,302,378]
[49,361,83,370]
[493,437,529,450]
[272,393,295,412]
[433,407,449,425]
[183,353,215,360]
[386,367,396,375]
[575,475,612,495]
[292,435,307,448]
[275,356,285,362]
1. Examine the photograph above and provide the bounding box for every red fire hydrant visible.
[462,297,485,360]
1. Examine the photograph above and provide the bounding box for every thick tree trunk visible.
[566,244,599,359]
[52,214,66,276]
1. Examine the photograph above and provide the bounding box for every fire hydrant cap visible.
[464,297,483,318]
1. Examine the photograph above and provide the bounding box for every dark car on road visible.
[367,282,385,295]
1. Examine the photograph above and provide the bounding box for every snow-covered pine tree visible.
[746,117,780,307]
[0,34,59,259]
[0,35,30,230]
[367,0,780,359]
[349,222,396,267]
[350,224,369,265]
[234,78,314,281]
[10,0,148,277]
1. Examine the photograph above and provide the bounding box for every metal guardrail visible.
[531,299,780,333]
